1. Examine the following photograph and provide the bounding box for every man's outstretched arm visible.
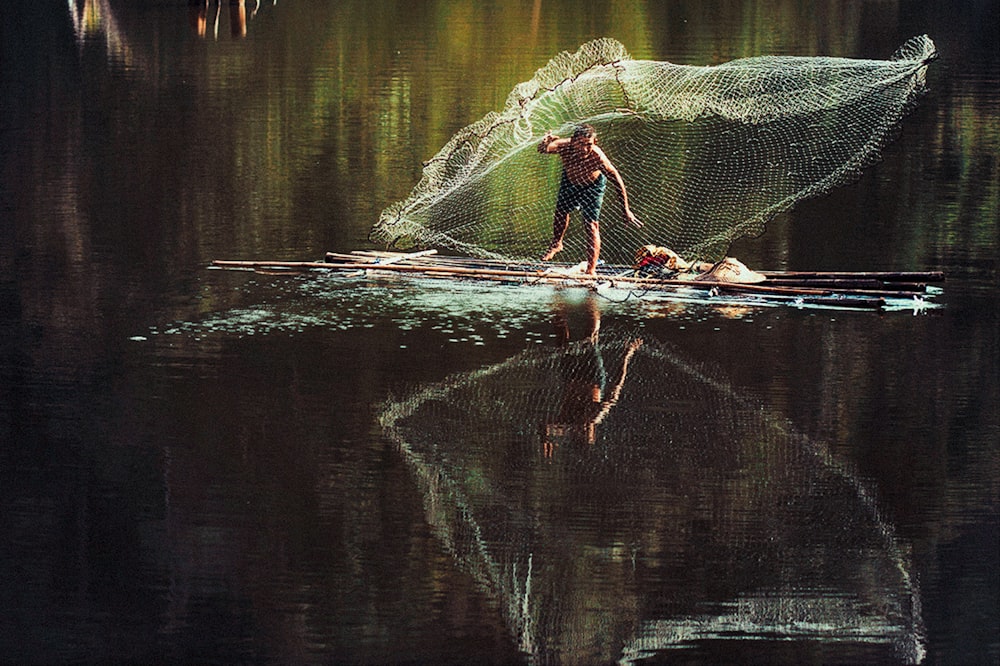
[598,151,643,228]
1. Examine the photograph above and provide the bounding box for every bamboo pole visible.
[761,278,928,289]
[760,270,944,282]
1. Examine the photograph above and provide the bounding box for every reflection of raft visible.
[211,249,944,311]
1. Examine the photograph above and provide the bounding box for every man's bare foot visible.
[541,243,563,261]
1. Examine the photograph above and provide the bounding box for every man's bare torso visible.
[557,142,608,185]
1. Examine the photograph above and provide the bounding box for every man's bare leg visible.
[584,219,600,275]
[542,212,570,261]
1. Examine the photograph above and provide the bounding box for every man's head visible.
[571,124,597,151]
[572,124,597,140]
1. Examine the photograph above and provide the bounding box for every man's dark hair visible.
[572,124,597,140]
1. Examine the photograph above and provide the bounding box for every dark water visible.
[2,1,997,664]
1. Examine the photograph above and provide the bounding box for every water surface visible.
[1,1,997,664]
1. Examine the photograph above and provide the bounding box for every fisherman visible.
[538,124,642,275]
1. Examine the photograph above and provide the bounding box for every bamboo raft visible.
[211,250,944,311]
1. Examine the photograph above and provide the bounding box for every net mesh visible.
[372,36,936,265]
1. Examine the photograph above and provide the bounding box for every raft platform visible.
[211,250,944,312]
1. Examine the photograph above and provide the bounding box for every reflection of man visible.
[543,296,642,457]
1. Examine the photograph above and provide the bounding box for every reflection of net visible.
[380,330,925,664]
[372,36,936,264]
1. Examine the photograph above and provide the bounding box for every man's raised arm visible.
[538,132,567,153]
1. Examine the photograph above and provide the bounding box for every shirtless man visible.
[538,124,642,274]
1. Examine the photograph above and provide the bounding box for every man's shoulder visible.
[592,145,612,161]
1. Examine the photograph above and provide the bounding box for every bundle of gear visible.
[632,245,765,283]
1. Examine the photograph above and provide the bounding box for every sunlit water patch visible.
[144,273,580,341]
[141,269,940,345]
[140,272,786,342]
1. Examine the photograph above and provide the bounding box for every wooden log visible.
[348,249,438,261]
[763,278,888,289]
[324,249,438,264]
[341,251,559,273]
[217,259,552,279]
[325,252,379,263]
[344,249,438,276]
[762,278,930,290]
[215,260,350,269]
[759,270,944,282]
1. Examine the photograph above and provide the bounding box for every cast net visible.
[371,36,936,265]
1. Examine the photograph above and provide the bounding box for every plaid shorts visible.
[556,172,607,221]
